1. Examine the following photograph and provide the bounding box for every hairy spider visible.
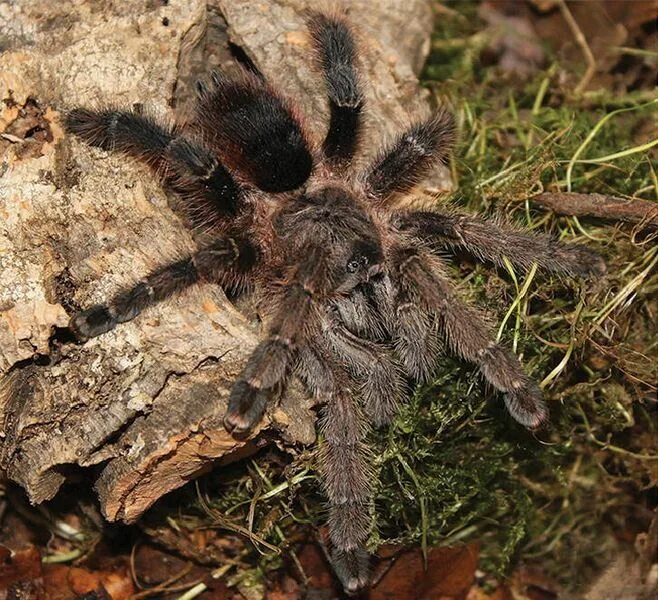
[65,11,605,593]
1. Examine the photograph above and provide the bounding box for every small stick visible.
[532,192,658,229]
[558,0,596,95]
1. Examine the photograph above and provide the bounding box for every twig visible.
[532,192,658,229]
[558,0,596,95]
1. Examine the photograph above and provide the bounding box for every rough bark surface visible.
[0,0,439,522]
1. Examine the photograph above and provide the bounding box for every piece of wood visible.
[532,192,658,229]
[0,0,438,522]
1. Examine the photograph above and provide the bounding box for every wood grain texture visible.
[0,0,439,522]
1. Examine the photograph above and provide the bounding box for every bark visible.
[532,192,658,229]
[0,0,439,522]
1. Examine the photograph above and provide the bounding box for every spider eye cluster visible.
[346,254,369,273]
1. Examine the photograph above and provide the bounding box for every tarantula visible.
[65,11,605,593]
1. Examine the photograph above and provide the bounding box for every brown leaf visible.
[599,1,658,31]
[0,545,44,596]
[369,544,479,600]
[265,576,301,600]
[480,2,545,78]
[508,566,560,600]
[296,543,340,595]
[527,0,560,13]
[40,566,78,600]
[41,565,135,600]
[466,584,512,600]
[132,544,190,586]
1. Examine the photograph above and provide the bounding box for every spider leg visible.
[396,210,606,277]
[70,236,258,340]
[193,70,313,193]
[321,389,372,593]
[65,109,244,226]
[334,277,440,383]
[394,294,442,382]
[391,245,548,429]
[363,110,456,202]
[224,245,331,433]
[307,11,364,162]
[323,308,404,426]
[295,347,372,593]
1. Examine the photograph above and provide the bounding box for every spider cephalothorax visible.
[65,10,605,593]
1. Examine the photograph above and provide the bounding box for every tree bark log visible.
[0,0,439,523]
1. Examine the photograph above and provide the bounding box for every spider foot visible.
[223,380,268,434]
[504,382,549,430]
[331,548,370,595]
[565,244,607,278]
[69,305,117,341]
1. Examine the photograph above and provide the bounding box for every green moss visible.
[378,4,657,586]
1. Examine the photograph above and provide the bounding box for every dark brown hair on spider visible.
[64,10,605,594]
